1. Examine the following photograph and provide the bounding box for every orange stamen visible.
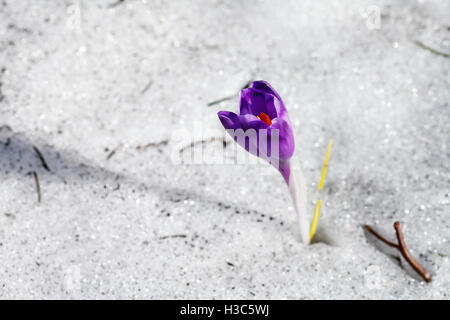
[257,112,272,126]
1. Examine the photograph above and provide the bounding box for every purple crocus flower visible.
[217,80,294,182]
[217,80,310,244]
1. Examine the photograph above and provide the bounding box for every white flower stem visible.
[287,160,310,244]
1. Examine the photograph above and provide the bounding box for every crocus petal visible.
[269,117,295,160]
[278,159,291,184]
[217,111,241,130]
[263,94,280,120]
[238,114,269,157]
[248,90,268,117]
[218,112,266,157]
[252,80,282,101]
[239,90,252,115]
[252,80,287,115]
[238,114,269,130]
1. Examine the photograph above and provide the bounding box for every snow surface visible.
[0,0,449,299]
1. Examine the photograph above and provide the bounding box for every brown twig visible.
[32,171,41,203]
[364,222,432,282]
[207,80,253,106]
[240,80,253,90]
[106,144,123,160]
[33,146,50,171]
[393,222,432,282]
[136,139,169,150]
[108,0,125,8]
[207,95,235,106]
[141,80,153,94]
[363,225,398,248]
[159,234,187,240]
[179,137,228,154]
[413,40,450,58]
[0,124,12,131]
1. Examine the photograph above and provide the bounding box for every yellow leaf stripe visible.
[310,140,333,242]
